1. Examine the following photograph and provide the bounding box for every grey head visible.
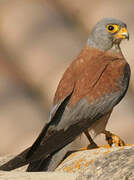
[87,18,129,52]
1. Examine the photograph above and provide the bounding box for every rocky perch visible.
[0,145,134,179]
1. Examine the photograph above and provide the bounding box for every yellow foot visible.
[103,130,125,147]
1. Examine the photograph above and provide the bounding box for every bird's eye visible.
[106,24,119,33]
[108,25,114,31]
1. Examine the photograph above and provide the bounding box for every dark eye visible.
[106,24,119,33]
[108,25,114,31]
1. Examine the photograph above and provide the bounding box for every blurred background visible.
[0,0,134,156]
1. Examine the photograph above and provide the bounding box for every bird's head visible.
[87,18,129,52]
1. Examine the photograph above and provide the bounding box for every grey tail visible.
[0,142,73,172]
[0,147,30,171]
[27,142,73,172]
[26,92,73,160]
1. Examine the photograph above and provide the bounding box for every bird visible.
[0,18,130,172]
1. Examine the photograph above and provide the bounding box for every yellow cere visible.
[106,24,119,33]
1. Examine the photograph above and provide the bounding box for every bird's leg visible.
[103,130,125,147]
[84,130,98,149]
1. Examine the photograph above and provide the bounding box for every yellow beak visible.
[114,27,129,40]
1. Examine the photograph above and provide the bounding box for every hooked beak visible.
[114,27,129,40]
